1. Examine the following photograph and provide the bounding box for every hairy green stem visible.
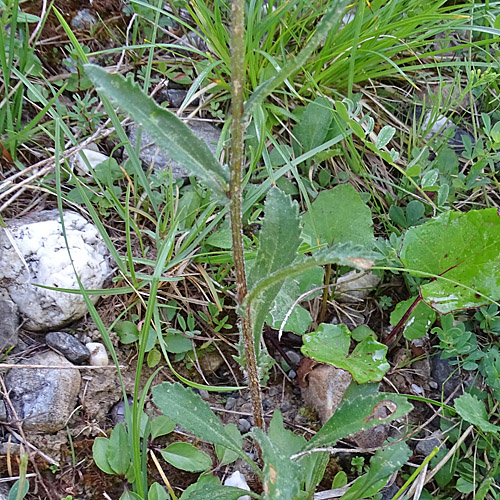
[229,0,265,430]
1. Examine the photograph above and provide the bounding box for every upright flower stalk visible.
[229,0,265,431]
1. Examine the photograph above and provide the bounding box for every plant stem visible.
[384,295,421,345]
[229,0,265,430]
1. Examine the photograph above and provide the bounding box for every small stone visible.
[0,299,18,352]
[379,483,399,500]
[86,342,108,366]
[415,431,442,456]
[299,361,352,424]
[223,471,250,500]
[225,397,237,410]
[0,210,111,331]
[4,351,81,432]
[237,418,251,434]
[0,398,6,421]
[262,398,272,411]
[46,331,90,365]
[110,397,133,425]
[125,121,221,177]
[431,354,462,398]
[73,149,109,176]
[285,349,302,367]
[429,381,438,389]
[71,9,97,29]
[157,89,198,109]
[336,271,381,303]
[288,369,297,379]
[199,350,224,374]
[280,401,292,413]
[350,402,390,448]
[198,389,210,401]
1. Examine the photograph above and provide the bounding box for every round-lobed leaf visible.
[399,209,500,313]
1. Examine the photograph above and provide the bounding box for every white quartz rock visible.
[74,148,109,176]
[86,342,108,366]
[0,210,111,331]
[224,471,250,500]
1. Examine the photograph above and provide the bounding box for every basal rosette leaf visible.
[301,324,389,383]
[399,209,500,313]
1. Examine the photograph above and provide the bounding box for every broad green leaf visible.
[252,428,301,500]
[301,184,374,248]
[163,332,193,353]
[151,415,176,440]
[107,423,131,475]
[161,442,212,472]
[454,393,500,433]
[301,324,390,383]
[115,321,139,344]
[375,125,396,150]
[306,391,413,450]
[399,209,500,313]
[215,424,242,466]
[390,297,436,340]
[340,441,412,499]
[247,187,302,348]
[84,65,229,199]
[151,383,246,459]
[292,97,333,156]
[148,482,170,500]
[266,267,324,335]
[92,437,114,475]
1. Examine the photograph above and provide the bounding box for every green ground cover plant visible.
[3,0,500,498]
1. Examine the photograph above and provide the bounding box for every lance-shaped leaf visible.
[247,187,302,346]
[84,64,229,200]
[305,389,413,450]
[252,428,302,500]
[340,441,412,500]
[301,324,390,383]
[151,383,246,460]
[399,209,500,314]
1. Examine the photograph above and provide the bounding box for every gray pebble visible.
[237,418,251,433]
[288,369,297,379]
[71,9,97,30]
[262,398,272,411]
[198,389,210,401]
[431,355,462,398]
[0,399,6,421]
[110,397,133,425]
[379,483,399,500]
[46,331,90,365]
[415,433,442,456]
[280,401,292,413]
[285,350,302,367]
[225,397,237,410]
[0,299,18,353]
